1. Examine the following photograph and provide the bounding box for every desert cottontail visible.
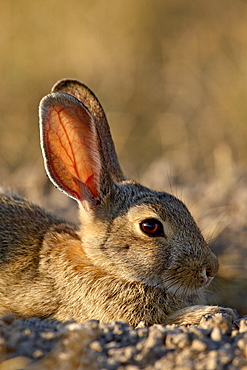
[0,79,234,326]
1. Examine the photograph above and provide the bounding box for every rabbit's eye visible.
[140,218,165,237]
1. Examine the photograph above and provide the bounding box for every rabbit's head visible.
[39,79,218,303]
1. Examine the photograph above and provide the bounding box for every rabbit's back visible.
[0,193,73,262]
[0,192,81,318]
[0,193,78,312]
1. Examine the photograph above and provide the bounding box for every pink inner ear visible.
[43,103,101,200]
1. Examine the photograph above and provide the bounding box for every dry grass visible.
[0,0,247,315]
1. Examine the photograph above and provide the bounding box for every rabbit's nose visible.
[200,268,216,287]
[203,251,219,278]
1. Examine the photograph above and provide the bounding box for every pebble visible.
[191,338,207,352]
[211,327,222,341]
[90,340,103,352]
[1,314,247,369]
[239,318,247,333]
[40,331,56,339]
[32,349,44,358]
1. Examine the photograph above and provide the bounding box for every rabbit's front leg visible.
[164,305,237,326]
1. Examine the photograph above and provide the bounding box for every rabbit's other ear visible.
[51,79,126,183]
[39,92,114,205]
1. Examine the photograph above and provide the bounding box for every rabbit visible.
[0,79,235,327]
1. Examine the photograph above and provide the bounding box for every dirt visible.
[0,312,246,370]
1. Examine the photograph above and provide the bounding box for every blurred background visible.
[0,0,247,315]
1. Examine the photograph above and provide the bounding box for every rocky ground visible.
[0,312,247,369]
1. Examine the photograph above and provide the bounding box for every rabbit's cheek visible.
[119,245,171,284]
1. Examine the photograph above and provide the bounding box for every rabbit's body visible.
[0,189,211,326]
[0,79,234,326]
[0,192,69,317]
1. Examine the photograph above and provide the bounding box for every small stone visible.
[136,321,146,328]
[40,331,56,339]
[191,339,207,352]
[237,337,247,357]
[189,325,211,338]
[106,357,121,369]
[165,332,178,350]
[124,345,137,359]
[105,341,119,350]
[136,327,148,338]
[239,319,247,333]
[231,329,239,337]
[89,340,103,352]
[177,333,191,349]
[65,322,85,331]
[211,327,222,341]
[136,342,144,351]
[32,349,44,358]
[206,350,218,369]
[22,328,32,336]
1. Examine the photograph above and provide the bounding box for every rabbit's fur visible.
[0,79,234,326]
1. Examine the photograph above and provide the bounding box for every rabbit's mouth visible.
[160,268,214,302]
[163,280,203,300]
[134,273,207,302]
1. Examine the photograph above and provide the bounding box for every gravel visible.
[0,312,247,369]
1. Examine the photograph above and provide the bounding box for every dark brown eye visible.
[140,218,165,237]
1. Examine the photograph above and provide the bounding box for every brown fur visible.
[0,80,235,326]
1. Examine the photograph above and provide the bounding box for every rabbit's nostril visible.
[199,269,215,287]
[200,269,208,285]
[206,265,217,279]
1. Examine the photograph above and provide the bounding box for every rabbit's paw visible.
[197,305,237,318]
[217,306,237,318]
[199,306,238,333]
[165,305,237,326]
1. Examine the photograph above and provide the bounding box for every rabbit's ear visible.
[39,92,112,203]
[51,79,126,183]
